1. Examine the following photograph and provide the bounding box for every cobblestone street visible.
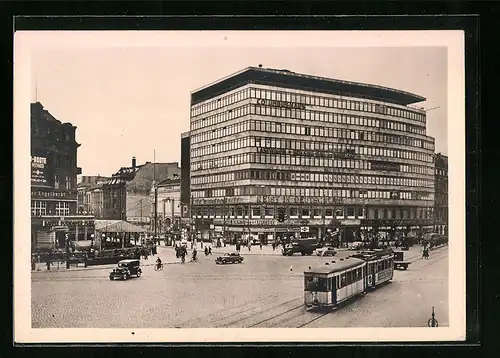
[32,245,448,328]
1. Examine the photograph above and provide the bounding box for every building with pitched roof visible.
[102,157,180,226]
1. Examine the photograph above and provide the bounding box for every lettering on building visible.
[369,160,400,172]
[257,98,306,110]
[32,190,74,199]
[31,156,47,184]
[256,147,357,160]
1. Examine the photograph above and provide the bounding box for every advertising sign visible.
[31,156,48,185]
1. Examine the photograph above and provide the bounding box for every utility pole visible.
[140,199,143,229]
[153,150,158,239]
[171,198,175,233]
[222,197,226,243]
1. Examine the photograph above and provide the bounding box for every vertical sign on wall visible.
[31,156,48,185]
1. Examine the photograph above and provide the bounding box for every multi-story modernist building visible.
[434,153,448,236]
[149,175,181,234]
[180,131,191,219]
[189,67,436,244]
[31,102,94,250]
[102,157,180,226]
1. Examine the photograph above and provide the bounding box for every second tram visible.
[351,248,394,289]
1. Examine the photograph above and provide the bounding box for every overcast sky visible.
[27,32,448,177]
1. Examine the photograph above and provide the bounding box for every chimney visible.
[132,157,136,169]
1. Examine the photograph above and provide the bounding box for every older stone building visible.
[77,176,110,218]
[434,153,448,236]
[102,157,180,228]
[30,102,94,250]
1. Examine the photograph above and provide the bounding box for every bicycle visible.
[154,263,163,271]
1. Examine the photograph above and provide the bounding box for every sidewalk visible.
[159,242,283,256]
[31,255,180,273]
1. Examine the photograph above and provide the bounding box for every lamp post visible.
[65,232,70,269]
[222,197,227,245]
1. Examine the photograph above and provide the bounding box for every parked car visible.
[348,241,364,250]
[315,246,337,257]
[109,259,142,280]
[215,252,244,264]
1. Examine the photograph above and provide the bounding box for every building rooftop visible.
[191,67,426,107]
[31,102,76,127]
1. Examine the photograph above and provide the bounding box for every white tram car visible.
[303,249,394,309]
[351,248,394,289]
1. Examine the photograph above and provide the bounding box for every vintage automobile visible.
[109,259,142,280]
[215,252,244,264]
[315,246,337,257]
[348,241,364,250]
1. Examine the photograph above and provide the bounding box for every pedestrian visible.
[208,246,212,255]
[31,256,36,271]
[247,242,251,252]
[259,241,263,250]
[46,259,51,271]
[272,242,275,251]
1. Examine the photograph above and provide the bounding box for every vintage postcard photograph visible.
[14,30,465,343]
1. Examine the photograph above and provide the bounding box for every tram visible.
[304,257,367,308]
[351,248,394,289]
[303,249,395,309]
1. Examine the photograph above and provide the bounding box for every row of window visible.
[191,117,434,152]
[435,169,448,176]
[31,201,70,216]
[192,186,434,201]
[191,152,434,176]
[191,87,426,124]
[54,175,74,190]
[192,205,434,220]
[31,121,74,141]
[192,135,433,164]
[191,170,434,189]
[192,100,426,136]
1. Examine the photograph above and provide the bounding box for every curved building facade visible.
[189,67,435,244]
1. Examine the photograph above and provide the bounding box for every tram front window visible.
[304,276,328,292]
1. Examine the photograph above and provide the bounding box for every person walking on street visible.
[31,255,36,271]
[259,241,263,250]
[247,241,251,252]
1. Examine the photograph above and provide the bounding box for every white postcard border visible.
[14,30,466,343]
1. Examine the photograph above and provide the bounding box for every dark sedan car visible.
[215,253,243,264]
[109,259,142,280]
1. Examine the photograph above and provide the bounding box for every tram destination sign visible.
[257,98,306,110]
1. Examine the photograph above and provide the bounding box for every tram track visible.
[177,293,284,327]
[216,297,302,328]
[247,304,304,327]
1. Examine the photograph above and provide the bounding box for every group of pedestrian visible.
[204,246,212,256]
[175,244,188,263]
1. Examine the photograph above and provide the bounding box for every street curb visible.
[32,260,180,274]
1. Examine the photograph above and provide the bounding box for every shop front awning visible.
[94,220,147,233]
